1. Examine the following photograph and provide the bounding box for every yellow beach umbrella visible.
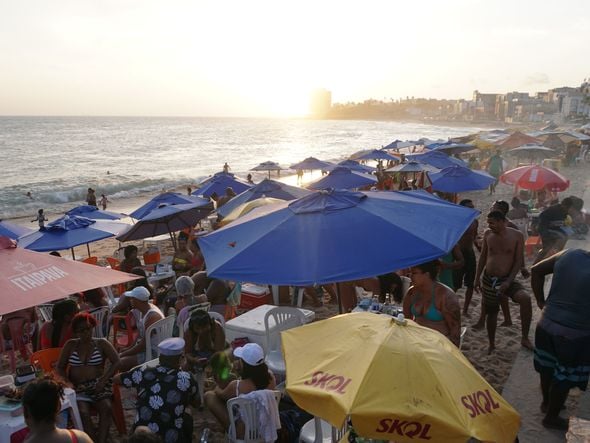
[219,197,284,227]
[282,313,520,443]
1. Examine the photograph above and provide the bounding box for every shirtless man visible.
[474,211,533,354]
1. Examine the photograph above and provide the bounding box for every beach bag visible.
[226,282,242,307]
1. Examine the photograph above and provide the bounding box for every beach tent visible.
[307,167,378,191]
[250,161,283,179]
[283,313,520,442]
[18,215,128,258]
[500,165,570,192]
[199,189,478,287]
[429,165,496,193]
[0,220,33,240]
[66,205,127,220]
[0,236,139,315]
[496,131,540,150]
[406,151,467,169]
[289,157,334,171]
[350,149,400,161]
[192,174,252,199]
[130,192,209,220]
[217,179,311,218]
[116,201,214,246]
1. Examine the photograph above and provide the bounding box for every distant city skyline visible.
[0,0,589,117]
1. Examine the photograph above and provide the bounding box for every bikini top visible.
[68,340,103,366]
[410,283,444,322]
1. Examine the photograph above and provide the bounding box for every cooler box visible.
[143,248,161,265]
[239,283,272,310]
[225,304,315,352]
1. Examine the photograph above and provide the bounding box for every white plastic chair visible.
[264,307,306,377]
[299,417,346,443]
[460,326,467,350]
[144,316,175,361]
[38,304,53,322]
[89,306,110,339]
[227,390,282,443]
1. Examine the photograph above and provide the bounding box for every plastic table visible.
[0,387,83,443]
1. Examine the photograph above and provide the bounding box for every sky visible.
[0,0,588,117]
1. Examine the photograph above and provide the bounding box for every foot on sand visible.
[487,345,495,355]
[542,416,568,431]
[472,321,485,331]
[500,321,513,327]
[521,338,534,350]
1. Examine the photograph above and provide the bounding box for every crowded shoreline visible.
[1,126,590,443]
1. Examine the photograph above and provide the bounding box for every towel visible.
[240,389,281,443]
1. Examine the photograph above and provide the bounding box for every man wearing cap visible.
[204,343,276,432]
[119,286,164,371]
[114,337,197,443]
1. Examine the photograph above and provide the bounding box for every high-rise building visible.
[310,89,332,118]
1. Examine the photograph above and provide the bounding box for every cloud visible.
[524,73,550,85]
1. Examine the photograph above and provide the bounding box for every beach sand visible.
[2,162,588,442]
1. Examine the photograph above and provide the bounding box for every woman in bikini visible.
[403,259,461,346]
[56,313,120,443]
[22,377,92,443]
[173,232,195,276]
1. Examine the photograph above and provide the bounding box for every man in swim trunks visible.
[474,210,533,354]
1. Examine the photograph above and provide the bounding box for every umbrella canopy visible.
[0,236,140,315]
[250,161,283,179]
[350,149,400,161]
[199,189,478,286]
[429,165,496,193]
[534,131,590,144]
[66,205,126,220]
[328,160,376,174]
[383,140,412,150]
[500,165,570,192]
[426,142,477,155]
[0,220,33,240]
[219,197,284,227]
[386,161,438,173]
[130,192,208,220]
[506,144,556,159]
[406,151,467,170]
[283,313,520,442]
[289,157,334,171]
[496,131,540,150]
[540,134,566,150]
[116,201,214,243]
[18,215,128,252]
[217,179,311,218]
[193,174,252,199]
[307,167,377,191]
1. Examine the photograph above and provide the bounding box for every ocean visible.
[0,116,485,220]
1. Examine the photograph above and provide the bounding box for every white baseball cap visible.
[158,337,185,356]
[233,343,265,366]
[124,286,150,302]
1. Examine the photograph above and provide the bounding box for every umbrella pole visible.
[336,282,343,314]
[86,243,91,257]
[268,171,271,179]
[71,248,76,260]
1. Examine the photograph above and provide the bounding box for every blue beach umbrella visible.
[130,192,209,220]
[307,167,377,191]
[327,160,376,174]
[199,189,478,287]
[193,174,252,199]
[350,149,400,161]
[217,179,311,218]
[0,220,33,240]
[426,142,477,155]
[116,201,214,244]
[66,205,127,220]
[383,140,412,150]
[17,215,128,257]
[429,165,496,193]
[406,150,467,169]
[290,157,334,171]
[386,161,438,173]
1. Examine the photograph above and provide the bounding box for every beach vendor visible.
[204,343,277,433]
[474,211,533,354]
[115,338,197,443]
[403,260,461,346]
[531,249,590,431]
[56,313,120,443]
[118,286,164,371]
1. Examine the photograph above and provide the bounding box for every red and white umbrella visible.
[499,165,570,192]
[0,236,140,315]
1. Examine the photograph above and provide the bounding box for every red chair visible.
[112,312,139,351]
[106,257,120,269]
[30,348,62,374]
[82,256,99,265]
